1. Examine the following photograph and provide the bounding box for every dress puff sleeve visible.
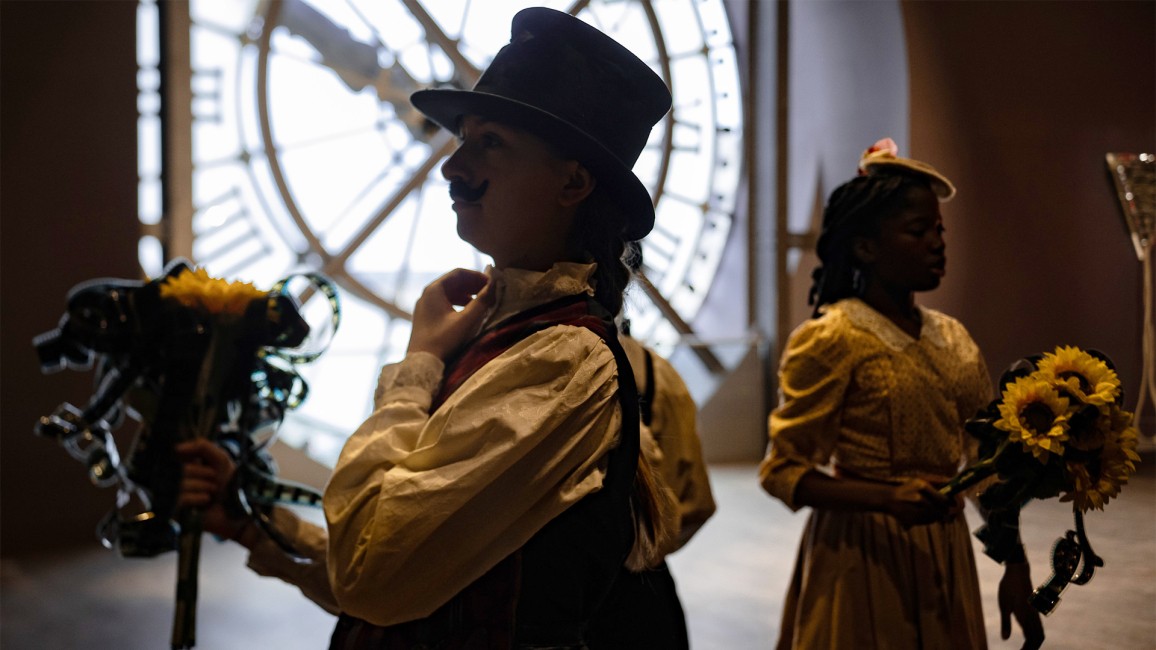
[952,319,995,470]
[758,317,853,511]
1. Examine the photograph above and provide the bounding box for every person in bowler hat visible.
[177,7,681,648]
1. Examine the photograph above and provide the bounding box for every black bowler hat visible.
[410,7,672,240]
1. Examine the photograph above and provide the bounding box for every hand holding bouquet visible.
[941,346,1140,614]
[34,260,338,648]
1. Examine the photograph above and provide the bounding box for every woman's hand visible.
[407,268,494,361]
[175,438,251,543]
[794,471,958,527]
[999,560,1045,649]
[885,477,955,527]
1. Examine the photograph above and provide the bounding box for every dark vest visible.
[329,294,641,650]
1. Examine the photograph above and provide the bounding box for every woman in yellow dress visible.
[760,140,1044,649]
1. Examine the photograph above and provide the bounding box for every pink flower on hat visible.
[858,137,899,175]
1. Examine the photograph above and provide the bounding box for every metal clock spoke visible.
[276,0,431,138]
[564,1,593,16]
[255,0,326,259]
[325,267,412,321]
[638,0,673,204]
[633,271,724,374]
[398,0,481,86]
[256,0,459,295]
[328,129,456,269]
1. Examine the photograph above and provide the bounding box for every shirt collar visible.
[827,297,948,351]
[483,262,597,329]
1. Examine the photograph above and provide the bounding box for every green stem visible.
[172,508,202,649]
[940,438,1012,497]
[171,326,230,649]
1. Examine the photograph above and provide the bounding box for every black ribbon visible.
[33,258,340,648]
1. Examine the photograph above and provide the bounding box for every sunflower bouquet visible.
[155,266,301,649]
[34,259,339,648]
[940,345,1140,613]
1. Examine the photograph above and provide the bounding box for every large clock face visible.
[137,0,743,465]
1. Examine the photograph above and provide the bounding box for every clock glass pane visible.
[139,0,743,466]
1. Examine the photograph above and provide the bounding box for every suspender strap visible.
[639,347,656,427]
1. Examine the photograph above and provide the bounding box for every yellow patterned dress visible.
[760,298,993,650]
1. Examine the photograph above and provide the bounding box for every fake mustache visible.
[449,180,489,202]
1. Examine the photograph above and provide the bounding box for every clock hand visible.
[631,269,725,375]
[398,0,481,87]
[276,0,431,139]
[329,129,458,269]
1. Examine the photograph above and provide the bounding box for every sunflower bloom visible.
[1036,345,1121,408]
[1061,409,1141,512]
[995,376,1072,462]
[160,267,267,318]
[1066,409,1108,453]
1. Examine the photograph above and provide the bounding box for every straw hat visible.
[858,137,956,201]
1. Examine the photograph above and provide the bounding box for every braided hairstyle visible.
[571,185,633,317]
[808,169,935,317]
[571,189,677,569]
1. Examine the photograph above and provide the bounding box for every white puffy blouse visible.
[246,262,626,627]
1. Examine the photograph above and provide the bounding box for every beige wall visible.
[2,1,141,555]
[776,1,1154,404]
[904,0,1154,424]
[769,1,1153,467]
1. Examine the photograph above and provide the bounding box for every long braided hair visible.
[571,187,677,570]
[571,185,633,317]
[808,170,933,317]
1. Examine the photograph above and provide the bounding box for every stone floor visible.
[3,455,1153,649]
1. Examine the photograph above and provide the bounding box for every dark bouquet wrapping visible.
[34,259,339,648]
[941,346,1140,614]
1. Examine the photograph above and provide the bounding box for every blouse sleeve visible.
[758,320,852,511]
[323,325,622,627]
[946,318,995,467]
[646,353,716,551]
[245,507,340,615]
